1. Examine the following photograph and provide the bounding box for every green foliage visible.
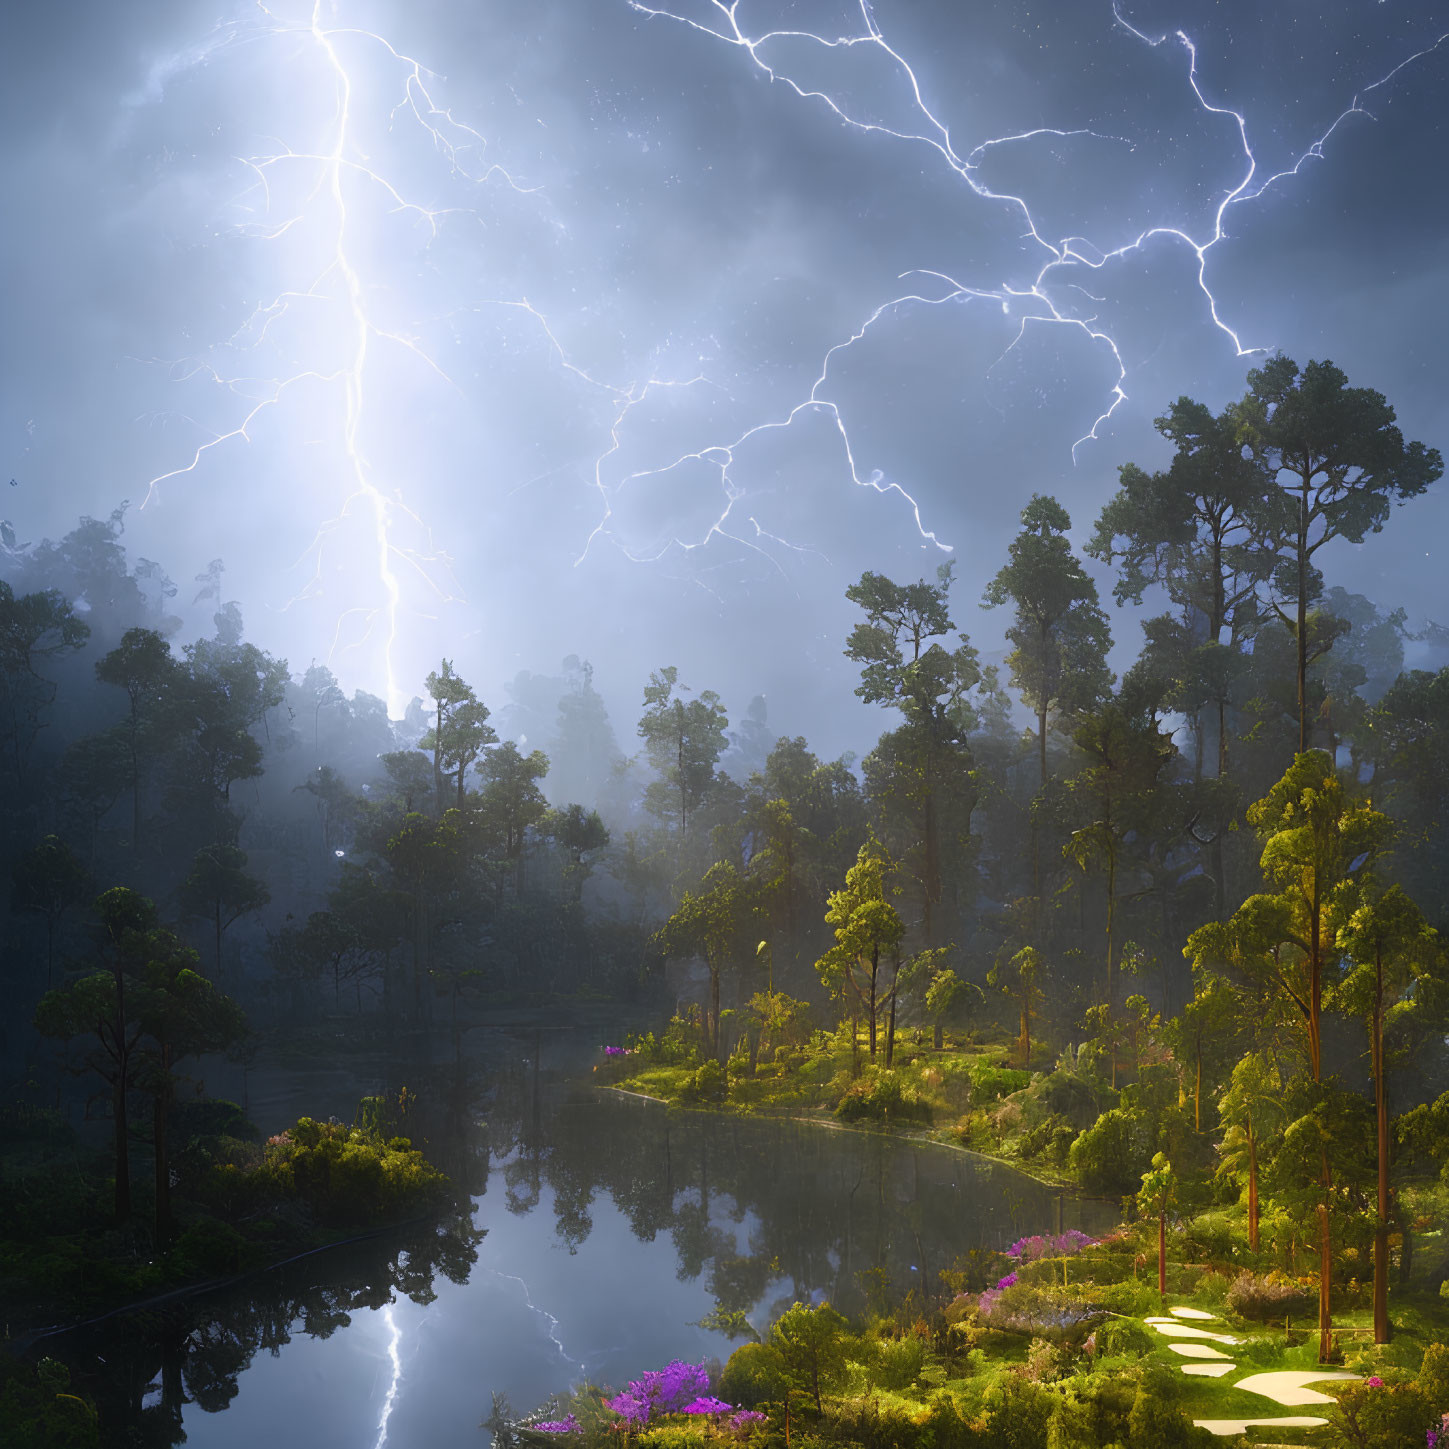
[1067,1107,1152,1195]
[976,1282,1104,1345]
[247,1117,454,1227]
[835,1068,931,1124]
[719,1342,790,1407]
[0,1357,99,1449]
[770,1301,852,1411]
[1092,1315,1156,1357]
[868,1332,927,1390]
[1125,1369,1214,1447]
[681,1059,728,1103]
[968,1060,1031,1102]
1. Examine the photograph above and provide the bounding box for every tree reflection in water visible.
[40,1051,1113,1448]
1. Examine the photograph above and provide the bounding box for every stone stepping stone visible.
[1181,1363,1234,1378]
[1192,1417,1330,1437]
[1169,1306,1218,1320]
[1229,1370,1360,1406]
[1147,1323,1242,1344]
[1167,1342,1232,1359]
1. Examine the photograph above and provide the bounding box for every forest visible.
[3,355,1449,1447]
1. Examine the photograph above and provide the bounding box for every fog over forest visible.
[4,4,1449,1446]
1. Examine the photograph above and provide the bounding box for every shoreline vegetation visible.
[0,1093,473,1445]
[570,1020,1449,1449]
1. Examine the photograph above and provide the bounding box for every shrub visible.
[1068,1107,1152,1195]
[718,1343,789,1408]
[1127,1374,1216,1446]
[172,1217,252,1276]
[835,1069,932,1125]
[1225,1271,1317,1323]
[968,1060,1031,1102]
[1019,1113,1076,1164]
[1093,1315,1156,1357]
[870,1333,926,1390]
[1330,1373,1436,1449]
[681,1059,727,1103]
[248,1119,454,1227]
[976,1281,1104,1345]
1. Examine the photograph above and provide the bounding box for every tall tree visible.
[133,936,248,1243]
[1089,397,1275,780]
[476,742,551,894]
[1236,356,1442,753]
[1061,691,1178,1003]
[1187,751,1388,1362]
[34,888,158,1221]
[421,661,497,815]
[655,860,759,1057]
[11,834,90,989]
[1217,1051,1288,1254]
[96,630,182,849]
[984,495,1113,791]
[178,844,271,982]
[0,581,90,794]
[816,843,905,1062]
[845,563,979,943]
[1334,882,1439,1343]
[637,667,729,839]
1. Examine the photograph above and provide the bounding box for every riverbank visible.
[0,1106,461,1338]
[599,1026,1106,1192]
[586,1027,1449,1447]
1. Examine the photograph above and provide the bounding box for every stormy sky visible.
[3,0,1447,762]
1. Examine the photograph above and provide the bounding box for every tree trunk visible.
[1194,1038,1203,1134]
[1158,1210,1167,1295]
[933,1020,943,1051]
[153,1074,172,1246]
[1372,979,1390,1343]
[1297,485,1310,755]
[1247,1127,1259,1253]
[711,965,722,1061]
[884,968,898,1068]
[1318,1150,1333,1364]
[867,947,878,1058]
[113,1069,131,1223]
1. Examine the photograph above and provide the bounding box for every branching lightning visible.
[373,1302,402,1449]
[142,0,538,713]
[484,1265,585,1375]
[625,0,1448,469]
[136,0,1446,704]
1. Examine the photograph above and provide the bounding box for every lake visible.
[38,1039,1119,1448]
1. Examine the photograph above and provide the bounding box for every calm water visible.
[40,1053,1118,1449]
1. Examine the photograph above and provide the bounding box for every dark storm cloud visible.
[2,0,1446,759]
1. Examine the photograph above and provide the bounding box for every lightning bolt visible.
[140,0,537,714]
[621,0,1449,476]
[134,0,1446,703]
[373,1302,403,1449]
[484,1265,585,1374]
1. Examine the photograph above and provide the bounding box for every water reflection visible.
[44,1061,1116,1448]
[53,1210,484,1449]
[489,1082,1119,1332]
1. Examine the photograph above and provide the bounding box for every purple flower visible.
[606,1391,650,1426]
[731,1410,767,1425]
[606,1359,714,1426]
[1366,1376,1384,1388]
[683,1396,734,1415]
[533,1415,581,1433]
[996,1272,1018,1289]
